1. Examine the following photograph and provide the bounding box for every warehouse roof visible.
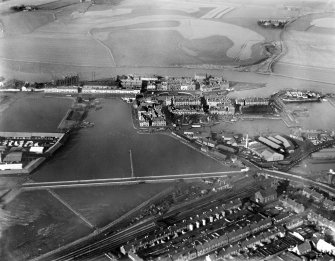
[258,136,281,150]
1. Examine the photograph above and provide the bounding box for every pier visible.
[129,149,134,178]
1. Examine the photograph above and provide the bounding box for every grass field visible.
[54,183,174,228]
[0,11,54,34]
[0,190,93,260]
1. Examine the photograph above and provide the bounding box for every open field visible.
[0,35,113,67]
[280,12,335,70]
[2,0,322,80]
[0,0,55,12]
[102,29,202,66]
[0,190,93,261]
[311,17,335,29]
[0,11,54,34]
[54,183,173,228]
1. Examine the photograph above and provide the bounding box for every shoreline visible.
[0,132,67,176]
[128,102,239,170]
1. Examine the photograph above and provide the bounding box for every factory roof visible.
[261,149,278,160]
[258,136,281,150]
[249,141,269,152]
[268,136,282,145]
[275,135,291,148]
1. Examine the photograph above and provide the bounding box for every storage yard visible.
[0,132,65,173]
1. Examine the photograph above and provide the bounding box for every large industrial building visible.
[247,135,296,162]
[258,136,281,150]
[248,141,284,162]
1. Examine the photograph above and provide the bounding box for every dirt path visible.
[88,29,117,67]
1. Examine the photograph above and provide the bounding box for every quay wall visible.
[45,142,63,155]
[44,88,140,95]
[0,131,63,138]
[0,157,47,176]
[0,168,27,176]
[24,157,46,173]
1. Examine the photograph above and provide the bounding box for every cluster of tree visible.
[10,5,37,12]
[257,20,288,29]
[161,106,178,125]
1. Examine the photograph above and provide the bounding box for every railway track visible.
[38,181,260,261]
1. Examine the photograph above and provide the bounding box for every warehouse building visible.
[258,136,281,150]
[275,135,291,149]
[268,136,282,145]
[248,141,283,162]
[261,149,284,162]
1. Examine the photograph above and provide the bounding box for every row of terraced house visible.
[166,96,235,115]
[120,75,230,93]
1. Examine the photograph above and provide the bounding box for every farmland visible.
[279,12,335,70]
[0,35,113,67]
[2,0,324,81]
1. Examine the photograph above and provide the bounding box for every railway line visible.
[21,171,244,190]
[34,178,259,261]
[31,154,335,261]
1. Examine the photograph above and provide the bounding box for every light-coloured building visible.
[261,149,284,162]
[152,118,166,127]
[258,136,281,150]
[139,121,149,127]
[0,163,23,170]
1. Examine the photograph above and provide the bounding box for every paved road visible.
[264,169,335,195]
[21,171,244,190]
[30,165,335,261]
[281,139,335,171]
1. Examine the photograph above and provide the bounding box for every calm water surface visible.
[0,95,227,181]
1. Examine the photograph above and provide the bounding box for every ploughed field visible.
[0,0,322,80]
